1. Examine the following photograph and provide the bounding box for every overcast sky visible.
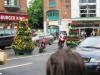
[27,0,35,7]
[27,0,31,6]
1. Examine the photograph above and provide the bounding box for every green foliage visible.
[12,22,35,51]
[28,0,43,29]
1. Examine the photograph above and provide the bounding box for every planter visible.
[14,49,34,55]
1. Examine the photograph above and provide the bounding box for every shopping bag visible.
[0,51,7,65]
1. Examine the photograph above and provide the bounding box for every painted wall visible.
[96,0,100,17]
[71,0,80,18]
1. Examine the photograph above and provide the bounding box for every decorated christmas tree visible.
[12,20,35,55]
[66,22,80,48]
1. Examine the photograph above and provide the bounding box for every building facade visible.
[0,0,28,29]
[43,0,71,34]
[44,0,100,36]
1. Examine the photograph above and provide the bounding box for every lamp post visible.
[46,18,49,33]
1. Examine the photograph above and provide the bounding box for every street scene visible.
[0,40,61,75]
[0,0,100,75]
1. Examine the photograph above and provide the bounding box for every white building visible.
[44,0,100,36]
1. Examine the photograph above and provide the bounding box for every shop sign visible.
[0,13,28,21]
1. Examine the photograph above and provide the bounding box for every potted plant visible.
[12,20,35,55]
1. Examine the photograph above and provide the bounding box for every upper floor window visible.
[49,0,56,7]
[88,0,96,3]
[47,10,59,21]
[4,0,19,6]
[79,5,96,17]
[80,0,87,3]
[79,0,96,3]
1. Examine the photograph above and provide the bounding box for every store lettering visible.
[0,15,15,20]
[16,16,25,20]
[0,15,26,20]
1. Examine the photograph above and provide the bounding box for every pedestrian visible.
[91,30,96,36]
[46,48,87,75]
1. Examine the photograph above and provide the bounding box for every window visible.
[47,10,59,21]
[49,0,56,7]
[80,10,87,13]
[88,10,96,13]
[88,14,96,17]
[80,5,87,9]
[88,5,96,9]
[79,0,96,3]
[80,0,87,3]
[79,0,96,18]
[80,14,87,17]
[4,0,19,6]
[88,0,96,3]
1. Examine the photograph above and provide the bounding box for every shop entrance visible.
[77,27,98,38]
[48,25,59,34]
[85,28,93,37]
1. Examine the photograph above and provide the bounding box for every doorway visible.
[85,28,93,37]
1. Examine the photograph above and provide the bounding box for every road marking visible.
[0,73,2,75]
[7,52,55,61]
[0,63,32,70]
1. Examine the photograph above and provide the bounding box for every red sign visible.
[0,13,28,21]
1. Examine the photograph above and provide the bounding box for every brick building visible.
[44,0,100,36]
[0,0,28,28]
[44,0,71,34]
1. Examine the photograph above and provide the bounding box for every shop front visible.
[71,19,100,37]
[48,25,59,34]
[0,13,28,29]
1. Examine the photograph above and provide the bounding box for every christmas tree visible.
[12,20,35,55]
[66,22,80,48]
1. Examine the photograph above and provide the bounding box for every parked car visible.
[32,33,54,46]
[0,29,16,49]
[76,36,100,74]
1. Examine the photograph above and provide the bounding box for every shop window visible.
[47,10,59,21]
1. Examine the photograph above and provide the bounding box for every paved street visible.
[0,53,52,75]
[0,40,67,75]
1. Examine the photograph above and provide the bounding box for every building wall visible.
[43,0,71,33]
[44,0,71,21]
[96,0,100,17]
[0,0,27,14]
[71,0,79,18]
[71,0,100,18]
[0,0,5,12]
